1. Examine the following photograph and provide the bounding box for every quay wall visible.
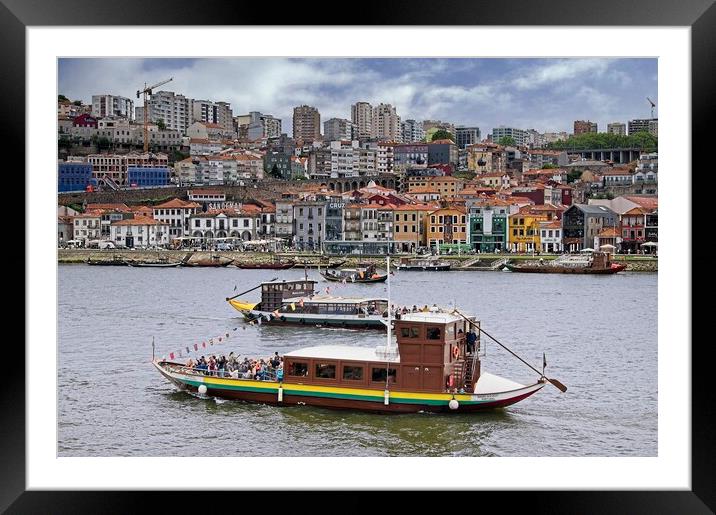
[58,250,658,272]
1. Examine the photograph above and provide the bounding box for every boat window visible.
[315,363,336,379]
[288,361,309,377]
[342,366,364,381]
[371,367,397,384]
[426,327,442,340]
[400,327,420,338]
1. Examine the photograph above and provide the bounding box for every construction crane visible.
[137,77,173,152]
[646,97,656,119]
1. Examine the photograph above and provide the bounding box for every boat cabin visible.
[279,295,388,315]
[259,280,317,311]
[282,310,481,393]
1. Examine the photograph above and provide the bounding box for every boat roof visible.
[263,279,317,285]
[284,345,400,363]
[398,311,466,324]
[284,294,388,304]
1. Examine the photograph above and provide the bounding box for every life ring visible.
[453,346,460,359]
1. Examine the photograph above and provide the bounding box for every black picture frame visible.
[4,0,710,512]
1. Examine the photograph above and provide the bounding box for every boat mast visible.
[386,254,391,351]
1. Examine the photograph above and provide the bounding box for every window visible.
[288,361,308,377]
[343,366,364,381]
[371,367,397,384]
[315,363,336,379]
[426,327,441,340]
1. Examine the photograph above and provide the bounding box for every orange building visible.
[426,206,468,248]
[392,203,437,251]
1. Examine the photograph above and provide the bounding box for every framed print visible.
[5,0,712,512]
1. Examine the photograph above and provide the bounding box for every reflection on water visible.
[58,265,657,457]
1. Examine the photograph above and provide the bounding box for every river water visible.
[58,264,657,457]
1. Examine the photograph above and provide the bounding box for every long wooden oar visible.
[453,309,567,393]
[225,277,278,301]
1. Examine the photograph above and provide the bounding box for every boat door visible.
[402,365,421,390]
[422,366,443,390]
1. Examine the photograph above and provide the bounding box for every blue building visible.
[58,162,94,192]
[127,166,170,187]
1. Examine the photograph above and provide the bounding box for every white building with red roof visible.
[152,198,202,238]
[110,215,170,248]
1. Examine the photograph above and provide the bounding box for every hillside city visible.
[57,91,658,255]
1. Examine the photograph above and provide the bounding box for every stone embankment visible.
[58,250,657,272]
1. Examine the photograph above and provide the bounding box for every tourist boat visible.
[503,251,627,274]
[153,307,559,413]
[226,279,389,329]
[320,262,388,283]
[235,259,296,270]
[184,254,234,267]
[395,257,452,271]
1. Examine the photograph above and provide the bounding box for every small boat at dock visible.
[86,256,128,266]
[320,262,388,283]
[503,251,627,274]
[185,254,234,267]
[395,257,451,271]
[235,259,296,270]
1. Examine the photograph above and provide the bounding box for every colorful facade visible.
[426,207,468,248]
[508,213,548,252]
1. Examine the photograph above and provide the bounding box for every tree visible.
[566,170,583,183]
[541,163,557,169]
[497,136,516,146]
[269,163,282,179]
[58,94,68,102]
[72,100,82,106]
[431,130,454,142]
[157,118,166,131]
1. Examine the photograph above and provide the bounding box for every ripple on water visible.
[58,265,657,457]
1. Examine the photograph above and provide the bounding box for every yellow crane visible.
[137,77,173,153]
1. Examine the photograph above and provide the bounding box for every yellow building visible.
[508,213,548,252]
[426,206,468,248]
[392,203,437,251]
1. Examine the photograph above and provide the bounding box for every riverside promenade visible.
[58,249,658,272]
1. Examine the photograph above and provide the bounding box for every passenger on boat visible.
[466,330,477,354]
[276,364,284,382]
[429,303,439,312]
[421,305,430,312]
[412,305,418,312]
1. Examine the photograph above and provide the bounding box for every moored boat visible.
[153,308,559,413]
[235,259,296,270]
[86,256,128,266]
[395,257,451,271]
[503,251,627,274]
[185,255,234,267]
[320,262,388,283]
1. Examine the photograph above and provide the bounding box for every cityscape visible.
[57,57,658,459]
[57,58,658,258]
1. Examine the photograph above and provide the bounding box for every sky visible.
[58,58,657,135]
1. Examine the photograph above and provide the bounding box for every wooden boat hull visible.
[153,360,545,413]
[186,260,233,267]
[127,262,183,267]
[320,272,388,283]
[396,264,451,271]
[86,259,128,266]
[503,263,627,274]
[236,262,295,270]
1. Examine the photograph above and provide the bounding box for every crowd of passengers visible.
[184,352,284,381]
[391,304,443,319]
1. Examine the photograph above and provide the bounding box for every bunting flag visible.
[290,303,296,311]
[194,343,199,351]
[169,352,175,360]
[234,285,237,291]
[218,337,222,342]
[202,342,207,349]
[185,347,190,354]
[226,333,230,338]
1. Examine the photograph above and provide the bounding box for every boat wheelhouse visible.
[153,308,548,413]
[227,279,389,329]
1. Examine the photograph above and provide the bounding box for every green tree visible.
[541,163,557,169]
[157,118,166,131]
[431,130,454,142]
[72,100,82,106]
[58,94,68,102]
[497,136,516,146]
[270,163,282,179]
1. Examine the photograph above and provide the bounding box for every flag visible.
[169,352,175,360]
[185,347,190,354]
[290,303,296,311]
[225,333,230,337]
[543,353,547,370]
[178,350,183,357]
[194,343,198,351]
[202,342,206,349]
[218,337,222,342]
[234,285,237,291]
